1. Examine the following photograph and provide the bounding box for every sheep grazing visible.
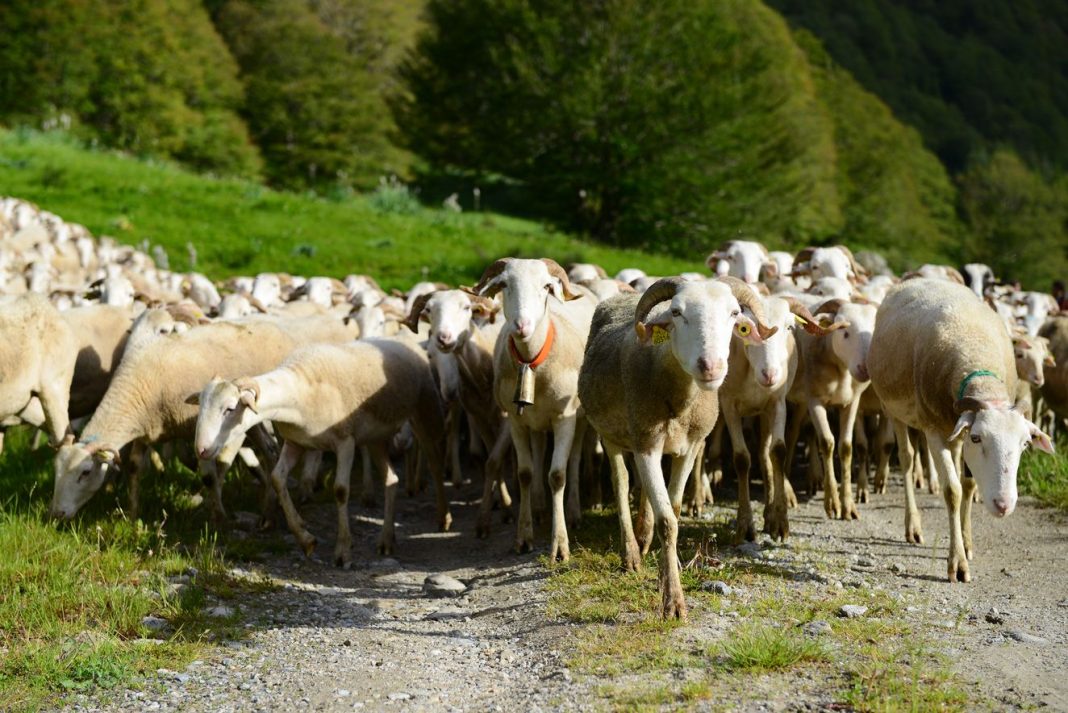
[194,338,450,566]
[788,297,877,519]
[472,257,595,560]
[0,294,79,449]
[49,316,354,521]
[704,240,770,284]
[718,294,835,541]
[868,279,1054,582]
[579,276,776,618]
[962,263,995,299]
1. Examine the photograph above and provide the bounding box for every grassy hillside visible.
[0,129,702,288]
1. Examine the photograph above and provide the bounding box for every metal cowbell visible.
[513,363,535,415]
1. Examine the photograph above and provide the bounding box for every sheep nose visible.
[760,368,778,386]
[992,497,1010,516]
[514,318,532,338]
[198,447,209,460]
[855,363,870,382]
[437,332,453,348]
[696,357,725,381]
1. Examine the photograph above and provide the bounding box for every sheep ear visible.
[184,392,201,406]
[635,314,673,344]
[1045,355,1057,368]
[949,412,976,441]
[1029,423,1054,454]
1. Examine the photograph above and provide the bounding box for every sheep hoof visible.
[763,505,789,542]
[334,551,352,569]
[839,500,859,521]
[439,512,453,532]
[905,524,924,545]
[622,544,642,573]
[514,539,533,555]
[734,517,756,544]
[660,583,688,621]
[857,489,869,504]
[947,556,970,583]
[823,498,841,520]
[549,540,570,563]
[299,536,317,557]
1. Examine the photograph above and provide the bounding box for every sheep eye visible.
[671,308,681,317]
[544,283,554,292]
[1015,352,1023,359]
[730,309,740,317]
[843,332,850,339]
[224,406,235,415]
[970,434,981,444]
[463,304,471,311]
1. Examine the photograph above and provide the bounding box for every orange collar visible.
[509,319,555,369]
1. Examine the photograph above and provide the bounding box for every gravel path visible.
[62,469,1068,711]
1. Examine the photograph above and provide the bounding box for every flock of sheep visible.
[2,195,1065,621]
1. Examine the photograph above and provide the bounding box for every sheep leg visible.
[548,415,578,563]
[723,404,755,542]
[565,419,584,530]
[477,423,513,537]
[510,422,536,553]
[360,446,376,507]
[762,402,790,540]
[894,420,924,544]
[37,377,72,446]
[530,430,548,522]
[912,430,927,490]
[873,414,893,494]
[298,450,323,504]
[783,404,807,491]
[410,407,452,534]
[633,448,686,621]
[961,475,976,560]
[927,432,969,582]
[605,443,641,572]
[446,400,463,487]
[270,441,317,556]
[198,458,229,526]
[634,487,655,556]
[707,420,724,503]
[836,394,863,520]
[333,437,356,567]
[925,442,940,494]
[687,440,706,516]
[808,402,840,519]
[854,416,870,504]
[127,441,149,522]
[467,412,484,457]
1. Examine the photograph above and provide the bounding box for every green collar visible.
[956,370,999,401]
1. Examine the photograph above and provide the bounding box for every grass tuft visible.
[719,624,828,671]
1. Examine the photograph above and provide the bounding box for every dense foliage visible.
[766,0,1068,173]
[394,0,961,257]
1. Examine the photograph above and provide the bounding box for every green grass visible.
[0,428,275,711]
[1020,432,1068,511]
[0,128,702,289]
[545,508,974,711]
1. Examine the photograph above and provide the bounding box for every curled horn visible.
[472,258,511,298]
[541,258,582,300]
[233,377,260,412]
[717,276,777,340]
[469,293,500,315]
[782,296,844,336]
[634,277,686,341]
[813,298,847,317]
[403,291,436,333]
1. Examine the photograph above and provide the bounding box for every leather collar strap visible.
[509,319,555,369]
[956,369,999,401]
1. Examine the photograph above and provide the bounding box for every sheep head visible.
[50,439,121,520]
[471,258,581,343]
[193,377,262,463]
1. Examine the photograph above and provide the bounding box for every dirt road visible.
[62,470,1068,711]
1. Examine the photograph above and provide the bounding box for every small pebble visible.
[802,620,832,636]
[1006,629,1049,645]
[838,604,868,619]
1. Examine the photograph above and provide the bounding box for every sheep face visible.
[811,247,854,282]
[353,304,387,339]
[1016,292,1058,337]
[827,303,877,382]
[567,264,602,285]
[304,277,335,308]
[423,291,481,352]
[101,276,135,307]
[951,407,1054,516]
[962,263,994,298]
[487,260,570,342]
[737,296,793,389]
[723,241,768,284]
[251,273,282,307]
[193,379,259,461]
[1014,336,1052,387]
[51,443,115,519]
[645,282,764,390]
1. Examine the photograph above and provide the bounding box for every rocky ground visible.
[60,469,1068,712]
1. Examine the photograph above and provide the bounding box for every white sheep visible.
[578,277,776,618]
[962,263,995,298]
[193,338,451,566]
[705,240,770,284]
[472,258,595,560]
[791,246,868,284]
[868,279,1053,582]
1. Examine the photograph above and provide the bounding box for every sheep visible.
[868,279,1054,582]
[761,251,795,292]
[193,338,450,566]
[1038,317,1068,434]
[791,246,868,284]
[471,257,595,560]
[962,263,996,299]
[705,240,770,284]
[567,262,608,285]
[405,289,514,536]
[787,297,877,519]
[59,304,134,419]
[49,316,354,521]
[1011,332,1054,420]
[1015,291,1060,337]
[615,268,646,285]
[0,294,78,451]
[717,294,835,541]
[578,276,776,618]
[902,264,966,284]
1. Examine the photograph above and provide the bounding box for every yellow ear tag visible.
[793,314,808,326]
[736,322,751,338]
[652,325,670,345]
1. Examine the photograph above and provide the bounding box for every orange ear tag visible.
[652,325,670,345]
